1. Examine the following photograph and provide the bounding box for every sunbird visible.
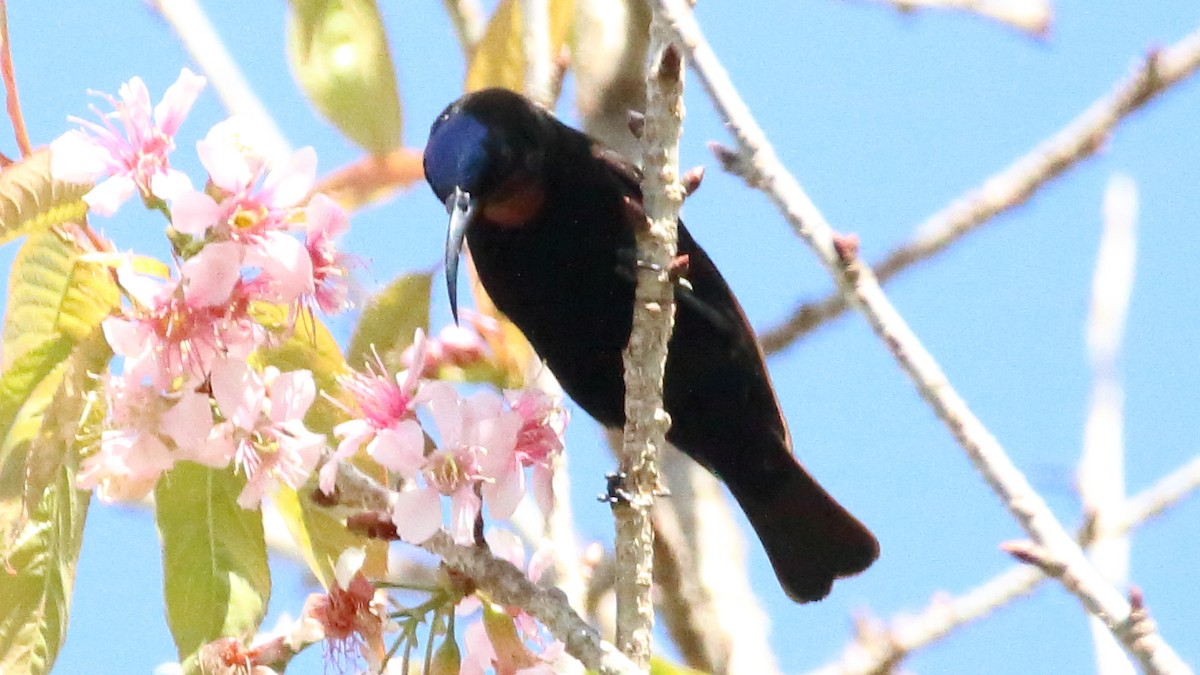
[423,87,877,602]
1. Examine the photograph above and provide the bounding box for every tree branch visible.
[148,0,291,162]
[612,19,685,669]
[761,25,1200,355]
[808,450,1200,675]
[443,0,486,56]
[0,1,31,159]
[327,460,641,675]
[652,1,1192,671]
[521,0,554,106]
[1079,174,1138,675]
[848,0,1052,37]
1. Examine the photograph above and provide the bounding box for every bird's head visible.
[424,88,550,322]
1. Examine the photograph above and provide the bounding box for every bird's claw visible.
[599,471,634,505]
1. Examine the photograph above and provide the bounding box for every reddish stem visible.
[0,1,31,159]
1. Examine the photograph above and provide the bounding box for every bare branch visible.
[443,0,486,55]
[612,24,685,669]
[522,0,554,106]
[849,0,1053,37]
[809,450,1200,675]
[327,461,641,675]
[1080,174,1138,675]
[424,531,640,674]
[0,1,31,158]
[761,26,1200,355]
[148,0,291,162]
[652,1,1192,671]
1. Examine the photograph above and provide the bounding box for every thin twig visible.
[850,0,1052,37]
[761,26,1200,355]
[424,531,640,674]
[654,1,1192,671]
[574,0,650,161]
[443,0,486,56]
[808,450,1200,675]
[0,1,31,158]
[613,21,685,670]
[148,0,291,162]
[521,0,554,106]
[1080,174,1138,675]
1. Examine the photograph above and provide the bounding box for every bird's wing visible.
[591,143,644,196]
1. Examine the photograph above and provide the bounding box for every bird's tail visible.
[727,459,878,603]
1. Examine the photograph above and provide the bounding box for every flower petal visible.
[262,146,317,208]
[84,175,138,216]
[392,488,441,544]
[182,241,243,307]
[154,67,207,136]
[171,190,223,236]
[369,420,427,478]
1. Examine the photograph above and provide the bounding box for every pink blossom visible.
[303,193,354,314]
[50,68,205,215]
[209,360,324,508]
[390,381,522,545]
[170,124,318,305]
[296,548,390,671]
[322,331,429,494]
[403,314,493,376]
[505,388,567,516]
[78,375,214,502]
[103,261,261,389]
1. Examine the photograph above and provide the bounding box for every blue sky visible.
[7,1,1200,673]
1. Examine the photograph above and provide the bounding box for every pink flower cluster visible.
[327,332,568,546]
[57,70,354,506]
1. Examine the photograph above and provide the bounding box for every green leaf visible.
[156,463,271,660]
[273,486,388,589]
[464,0,575,94]
[0,335,75,541]
[0,149,90,248]
[287,0,402,155]
[0,460,90,675]
[21,332,110,519]
[346,271,431,373]
[3,228,119,370]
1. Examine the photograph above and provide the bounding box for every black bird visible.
[423,88,878,602]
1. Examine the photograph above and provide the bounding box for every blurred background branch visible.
[760,25,1200,355]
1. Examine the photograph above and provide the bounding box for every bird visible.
[423,87,878,602]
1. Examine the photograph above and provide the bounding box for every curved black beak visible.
[444,187,478,324]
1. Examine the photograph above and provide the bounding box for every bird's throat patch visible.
[481,179,546,229]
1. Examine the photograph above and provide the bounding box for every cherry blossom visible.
[170,123,318,306]
[102,258,261,389]
[78,375,213,502]
[296,548,390,671]
[208,360,324,508]
[50,68,205,215]
[505,388,568,516]
[389,381,523,545]
[406,321,491,377]
[322,331,429,494]
[303,193,354,314]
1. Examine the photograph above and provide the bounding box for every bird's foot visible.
[599,471,672,506]
[599,471,634,505]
